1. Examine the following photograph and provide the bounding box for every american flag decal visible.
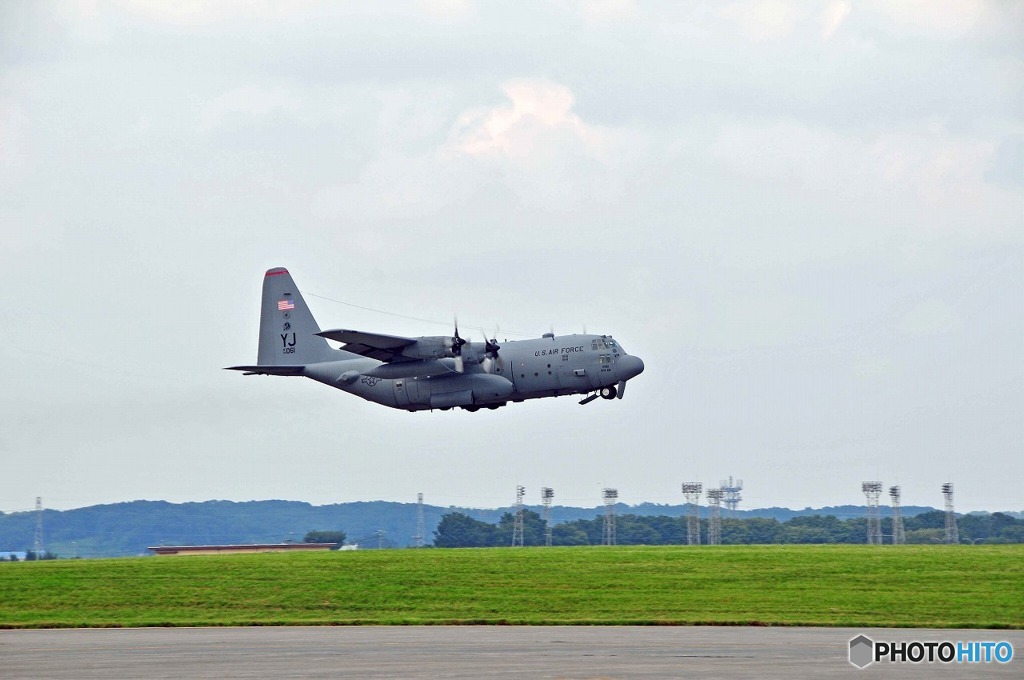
[278,299,295,311]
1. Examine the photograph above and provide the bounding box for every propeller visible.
[451,317,467,372]
[482,328,503,373]
[452,318,507,374]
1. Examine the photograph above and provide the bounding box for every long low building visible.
[148,543,338,556]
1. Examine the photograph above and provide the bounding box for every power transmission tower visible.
[942,483,959,544]
[541,487,554,547]
[720,476,743,515]
[512,485,525,547]
[376,529,386,550]
[602,488,618,546]
[706,488,723,545]
[414,492,425,548]
[862,482,883,544]
[889,486,905,545]
[681,482,703,545]
[34,497,43,559]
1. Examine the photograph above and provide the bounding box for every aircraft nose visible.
[617,354,644,381]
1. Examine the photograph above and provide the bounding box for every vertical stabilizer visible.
[257,268,339,365]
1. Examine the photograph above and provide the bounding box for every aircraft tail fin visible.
[254,267,343,366]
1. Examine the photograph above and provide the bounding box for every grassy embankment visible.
[0,545,1021,629]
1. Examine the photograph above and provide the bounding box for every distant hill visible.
[0,499,958,558]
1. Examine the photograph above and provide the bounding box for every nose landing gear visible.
[579,385,618,405]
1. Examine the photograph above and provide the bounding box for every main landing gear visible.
[460,403,505,412]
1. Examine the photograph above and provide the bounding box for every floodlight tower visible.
[414,492,425,548]
[681,483,703,546]
[33,497,43,558]
[889,486,905,545]
[512,485,525,547]
[720,477,743,516]
[602,488,618,546]
[862,482,883,545]
[942,483,959,544]
[706,488,723,545]
[541,487,555,547]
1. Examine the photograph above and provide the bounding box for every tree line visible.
[433,510,1024,547]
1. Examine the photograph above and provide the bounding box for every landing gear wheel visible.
[600,386,617,400]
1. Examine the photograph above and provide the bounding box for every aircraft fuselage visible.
[302,333,642,411]
[228,268,644,412]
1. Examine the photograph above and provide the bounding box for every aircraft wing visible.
[317,328,418,362]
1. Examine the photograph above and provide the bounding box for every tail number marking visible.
[281,332,296,354]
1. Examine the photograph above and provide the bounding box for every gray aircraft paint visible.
[229,268,644,412]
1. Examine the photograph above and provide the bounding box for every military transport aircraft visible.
[227,268,644,412]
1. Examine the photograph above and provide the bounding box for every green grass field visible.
[0,545,1020,629]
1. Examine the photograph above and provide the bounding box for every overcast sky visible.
[2,1,1021,515]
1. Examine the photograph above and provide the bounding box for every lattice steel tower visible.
[541,487,554,547]
[889,486,905,545]
[720,476,743,515]
[706,488,723,545]
[602,488,618,546]
[681,482,703,545]
[33,497,43,558]
[942,483,959,544]
[512,485,525,547]
[862,482,883,544]
[414,492,425,548]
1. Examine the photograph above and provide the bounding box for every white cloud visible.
[112,0,319,26]
[869,129,997,209]
[712,119,1012,232]
[897,298,963,337]
[719,0,805,41]
[197,86,305,133]
[871,0,992,38]
[819,1,851,40]
[309,79,648,252]
[444,79,647,216]
[712,120,846,186]
[416,0,476,20]
[577,0,637,23]
[3,0,1021,514]
[0,99,28,185]
[309,150,461,228]
[449,79,609,161]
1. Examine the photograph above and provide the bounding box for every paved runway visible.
[1,626,1021,679]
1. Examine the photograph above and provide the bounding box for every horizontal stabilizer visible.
[224,365,306,376]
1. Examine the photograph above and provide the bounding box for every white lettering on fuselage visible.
[535,346,585,357]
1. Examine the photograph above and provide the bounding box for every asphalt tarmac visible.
[2,626,1021,679]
